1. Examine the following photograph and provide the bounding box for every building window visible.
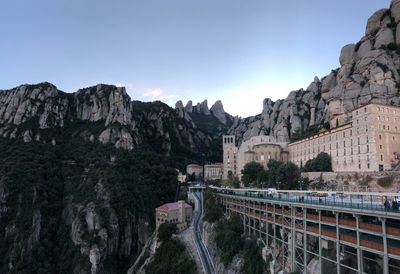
[367,145,369,152]
[364,107,367,113]
[381,155,383,162]
[393,136,396,141]
[380,145,383,149]
[367,163,370,169]
[379,135,382,140]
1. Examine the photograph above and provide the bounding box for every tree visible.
[187,172,196,182]
[204,190,224,222]
[225,170,240,188]
[303,152,332,172]
[241,162,264,187]
[241,238,266,274]
[157,223,177,242]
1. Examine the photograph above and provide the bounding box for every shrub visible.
[377,176,393,188]
[157,223,177,242]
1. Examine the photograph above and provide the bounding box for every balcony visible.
[388,246,400,256]
[340,234,357,244]
[360,239,384,252]
[307,226,319,234]
[387,226,400,237]
[321,216,336,224]
[275,208,283,214]
[339,219,356,228]
[359,222,382,233]
[307,213,319,221]
[321,229,336,238]
[295,211,304,218]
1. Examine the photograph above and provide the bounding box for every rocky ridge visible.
[0,83,228,162]
[228,0,400,144]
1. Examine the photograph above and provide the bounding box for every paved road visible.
[192,191,215,274]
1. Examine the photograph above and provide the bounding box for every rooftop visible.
[157,201,191,211]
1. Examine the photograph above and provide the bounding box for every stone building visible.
[155,201,193,232]
[186,164,203,179]
[223,135,288,179]
[288,103,400,172]
[204,163,223,181]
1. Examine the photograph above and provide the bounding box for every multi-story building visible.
[223,135,288,179]
[289,103,400,172]
[204,163,223,181]
[186,164,203,179]
[155,201,193,232]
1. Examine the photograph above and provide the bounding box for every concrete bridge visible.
[211,186,400,274]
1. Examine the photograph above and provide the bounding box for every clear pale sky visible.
[0,0,390,117]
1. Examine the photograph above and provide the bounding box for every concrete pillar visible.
[318,210,322,274]
[291,206,296,272]
[382,218,389,274]
[304,208,307,273]
[356,215,363,273]
[335,213,340,274]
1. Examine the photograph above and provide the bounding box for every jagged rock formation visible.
[0,83,228,162]
[229,0,400,144]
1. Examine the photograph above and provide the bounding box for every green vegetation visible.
[157,223,177,242]
[240,160,305,190]
[377,176,394,188]
[145,239,197,274]
[214,215,266,273]
[215,215,243,265]
[224,170,240,188]
[204,190,224,222]
[302,152,333,172]
[241,162,264,187]
[0,137,179,273]
[241,238,266,274]
[290,123,330,142]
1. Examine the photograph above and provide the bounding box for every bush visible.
[377,176,393,188]
[303,152,332,172]
[241,238,266,274]
[145,239,196,274]
[241,162,264,187]
[204,190,224,223]
[157,223,177,242]
[215,215,243,266]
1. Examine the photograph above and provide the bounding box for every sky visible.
[0,0,391,117]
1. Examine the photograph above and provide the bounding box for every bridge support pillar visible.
[382,218,389,274]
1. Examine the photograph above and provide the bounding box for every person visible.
[384,199,390,210]
[392,200,399,211]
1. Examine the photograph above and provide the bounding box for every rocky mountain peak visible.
[229,1,400,143]
[210,100,227,124]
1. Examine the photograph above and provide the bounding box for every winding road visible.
[192,191,215,274]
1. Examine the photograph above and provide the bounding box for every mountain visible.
[0,82,230,164]
[229,0,400,144]
[0,83,232,273]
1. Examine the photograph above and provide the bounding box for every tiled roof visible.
[157,201,191,211]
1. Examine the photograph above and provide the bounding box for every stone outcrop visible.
[228,1,400,144]
[210,100,227,124]
[0,83,227,155]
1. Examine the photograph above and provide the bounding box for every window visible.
[393,136,396,141]
[379,135,382,140]
[381,155,383,162]
[364,107,367,113]
[380,145,383,149]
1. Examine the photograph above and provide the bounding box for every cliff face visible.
[0,83,229,163]
[202,222,243,274]
[229,0,400,144]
